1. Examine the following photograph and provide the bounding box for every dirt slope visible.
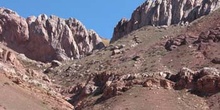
[1,4,220,110]
[0,44,73,110]
[86,86,208,110]
[42,8,220,110]
[0,74,51,110]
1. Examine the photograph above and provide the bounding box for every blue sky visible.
[0,0,145,39]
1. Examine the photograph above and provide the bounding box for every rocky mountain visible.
[2,1,220,110]
[111,0,220,43]
[0,8,105,62]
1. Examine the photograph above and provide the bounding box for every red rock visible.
[0,8,105,62]
[196,67,220,79]
[0,47,22,67]
[102,81,128,99]
[197,75,220,94]
[198,28,220,43]
[165,35,187,51]
[0,8,29,44]
[160,79,174,90]
[175,67,195,89]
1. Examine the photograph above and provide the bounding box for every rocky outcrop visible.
[198,27,220,43]
[169,67,220,95]
[111,0,220,43]
[64,66,220,109]
[0,46,74,110]
[67,71,174,109]
[0,46,22,67]
[0,8,29,44]
[0,8,105,62]
[165,34,188,51]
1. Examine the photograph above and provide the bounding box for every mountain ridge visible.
[0,8,105,62]
[111,0,220,43]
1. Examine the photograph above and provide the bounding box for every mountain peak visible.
[111,0,220,43]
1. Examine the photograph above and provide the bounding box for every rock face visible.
[0,8,29,44]
[0,8,105,62]
[111,0,220,43]
[172,67,220,95]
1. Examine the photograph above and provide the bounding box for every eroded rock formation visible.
[111,0,220,43]
[0,8,105,62]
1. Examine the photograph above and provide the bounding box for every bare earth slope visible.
[85,87,208,110]
[1,1,220,110]
[0,44,74,110]
[0,74,50,110]
[43,8,220,110]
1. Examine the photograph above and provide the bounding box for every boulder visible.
[132,55,141,61]
[170,67,220,95]
[212,57,220,64]
[175,67,195,89]
[102,81,128,99]
[143,78,160,87]
[112,49,121,55]
[81,84,98,96]
[197,75,220,94]
[51,60,62,67]
[198,28,220,43]
[0,47,21,67]
[7,51,21,66]
[196,67,220,79]
[165,35,187,51]
[143,78,174,89]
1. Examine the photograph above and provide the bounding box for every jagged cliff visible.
[0,8,105,62]
[111,0,220,43]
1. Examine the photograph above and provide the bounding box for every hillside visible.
[44,7,220,110]
[1,0,220,110]
[0,43,74,110]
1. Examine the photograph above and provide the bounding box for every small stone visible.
[112,49,121,55]
[119,44,126,49]
[79,74,84,77]
[42,75,51,82]
[51,60,62,67]
[13,77,22,84]
[132,55,141,61]
[143,80,153,87]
